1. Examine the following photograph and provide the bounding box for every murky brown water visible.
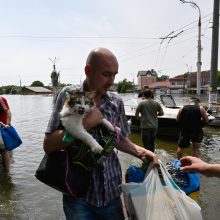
[0,94,219,220]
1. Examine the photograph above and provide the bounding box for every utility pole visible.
[184,64,190,92]
[209,0,219,110]
[197,7,202,96]
[18,75,22,94]
[180,0,202,96]
[130,73,135,93]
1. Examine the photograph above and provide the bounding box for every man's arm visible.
[176,107,182,122]
[135,109,140,119]
[157,105,164,116]
[43,130,73,154]
[117,137,158,167]
[180,156,220,178]
[200,106,209,124]
[6,109,11,125]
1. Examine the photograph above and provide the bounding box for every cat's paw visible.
[91,143,103,154]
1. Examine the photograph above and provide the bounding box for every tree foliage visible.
[117,79,134,93]
[0,85,19,94]
[157,75,169,82]
[31,80,44,87]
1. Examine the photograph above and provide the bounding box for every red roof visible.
[169,77,185,81]
[148,81,170,88]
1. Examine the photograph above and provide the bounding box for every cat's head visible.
[64,91,95,115]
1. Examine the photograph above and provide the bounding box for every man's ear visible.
[85,64,91,77]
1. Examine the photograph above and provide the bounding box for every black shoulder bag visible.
[35,125,118,197]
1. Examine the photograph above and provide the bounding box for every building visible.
[137,69,157,90]
[148,81,170,94]
[188,71,210,93]
[169,76,187,93]
[21,86,52,95]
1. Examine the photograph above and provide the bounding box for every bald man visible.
[43,48,158,220]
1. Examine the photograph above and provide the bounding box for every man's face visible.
[87,56,118,95]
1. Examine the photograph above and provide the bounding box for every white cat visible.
[60,91,118,154]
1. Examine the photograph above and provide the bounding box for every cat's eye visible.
[85,100,92,105]
[75,99,81,104]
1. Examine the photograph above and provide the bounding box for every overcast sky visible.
[0,0,217,86]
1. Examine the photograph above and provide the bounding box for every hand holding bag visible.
[121,161,203,220]
[0,125,22,151]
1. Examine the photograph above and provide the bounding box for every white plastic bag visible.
[121,161,203,220]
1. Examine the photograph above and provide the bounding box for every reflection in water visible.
[0,170,16,219]
[0,95,219,220]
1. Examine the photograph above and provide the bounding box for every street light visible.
[180,0,202,96]
[184,64,190,90]
[130,73,135,93]
[185,64,190,74]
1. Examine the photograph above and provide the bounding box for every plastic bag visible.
[121,161,203,220]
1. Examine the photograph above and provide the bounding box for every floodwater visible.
[0,94,219,220]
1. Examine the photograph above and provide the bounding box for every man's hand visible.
[137,147,159,168]
[117,137,159,168]
[0,122,10,129]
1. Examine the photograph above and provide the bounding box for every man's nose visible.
[108,75,115,83]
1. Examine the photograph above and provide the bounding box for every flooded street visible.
[0,94,220,220]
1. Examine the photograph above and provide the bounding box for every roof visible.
[137,69,157,77]
[169,77,185,81]
[148,81,170,88]
[24,86,52,93]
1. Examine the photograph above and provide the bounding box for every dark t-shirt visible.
[180,105,202,133]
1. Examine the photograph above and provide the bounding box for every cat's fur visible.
[60,91,116,154]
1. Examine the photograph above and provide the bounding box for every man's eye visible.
[102,72,116,77]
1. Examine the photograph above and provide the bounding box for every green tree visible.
[31,80,44,87]
[4,85,16,94]
[157,75,169,82]
[117,79,133,93]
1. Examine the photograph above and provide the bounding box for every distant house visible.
[188,71,210,88]
[169,76,186,89]
[148,81,170,94]
[137,69,157,90]
[21,86,52,95]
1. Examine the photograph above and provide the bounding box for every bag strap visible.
[159,160,181,190]
[64,149,77,197]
